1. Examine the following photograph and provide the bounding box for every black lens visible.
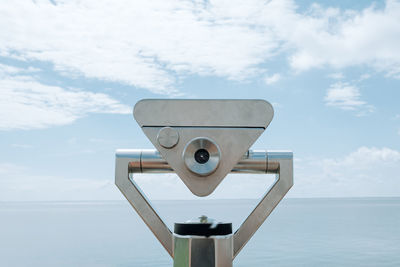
[194,149,210,164]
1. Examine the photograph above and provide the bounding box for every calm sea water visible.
[0,198,399,266]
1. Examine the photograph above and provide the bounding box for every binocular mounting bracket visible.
[115,99,293,261]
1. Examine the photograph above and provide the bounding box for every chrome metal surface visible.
[140,149,174,173]
[199,215,209,224]
[173,234,233,267]
[133,99,274,197]
[115,149,292,261]
[115,151,173,257]
[115,98,293,265]
[134,99,273,128]
[157,127,179,148]
[183,137,221,176]
[119,149,272,174]
[231,150,267,173]
[233,151,293,258]
[141,127,265,196]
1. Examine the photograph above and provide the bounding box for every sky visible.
[0,0,399,201]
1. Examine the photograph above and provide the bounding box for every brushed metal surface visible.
[115,99,293,266]
[119,149,277,174]
[115,153,173,257]
[233,151,293,258]
[133,99,273,197]
[134,99,273,128]
[183,137,221,176]
[157,127,179,148]
[142,127,264,196]
[173,234,233,267]
[115,149,292,261]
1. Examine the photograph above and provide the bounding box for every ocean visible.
[0,198,399,266]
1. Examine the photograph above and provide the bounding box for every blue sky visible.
[0,0,399,201]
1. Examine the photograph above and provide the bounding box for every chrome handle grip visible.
[116,149,282,174]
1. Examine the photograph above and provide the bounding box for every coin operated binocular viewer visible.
[115,99,293,267]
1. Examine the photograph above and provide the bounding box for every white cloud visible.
[1,0,399,94]
[291,146,400,198]
[282,1,400,77]
[324,82,374,115]
[213,0,400,77]
[327,72,344,79]
[264,73,281,84]
[0,64,130,130]
[359,73,371,81]
[11,144,33,149]
[325,82,365,109]
[0,0,280,94]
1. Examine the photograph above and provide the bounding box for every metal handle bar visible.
[116,149,289,174]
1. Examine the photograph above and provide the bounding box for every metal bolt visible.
[157,127,179,148]
[199,215,208,223]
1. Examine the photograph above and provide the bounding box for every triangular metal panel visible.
[133,99,274,196]
[141,127,264,196]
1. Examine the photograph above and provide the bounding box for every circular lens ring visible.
[182,137,221,176]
